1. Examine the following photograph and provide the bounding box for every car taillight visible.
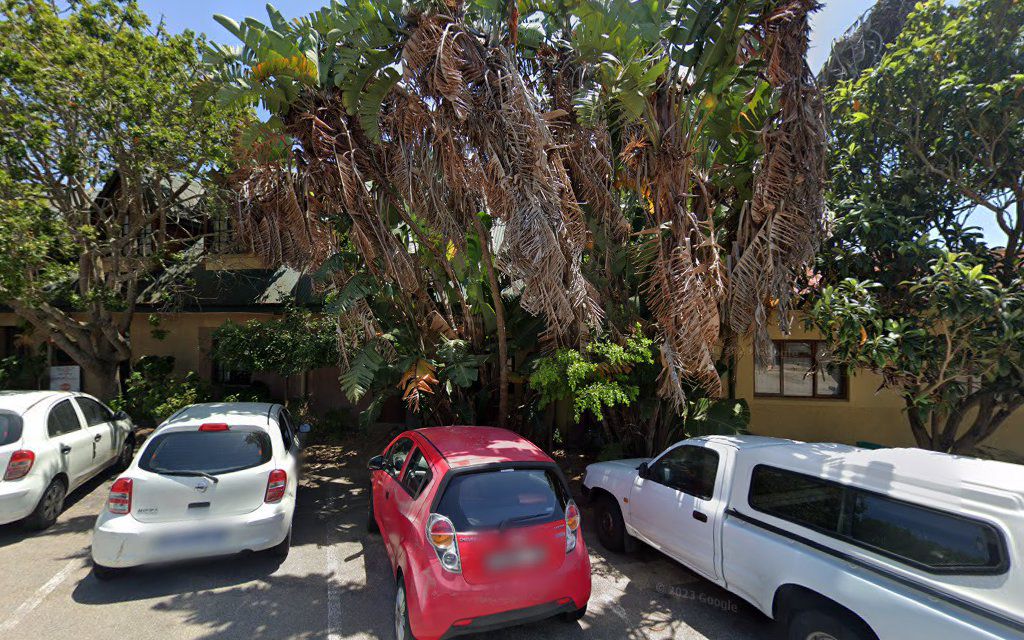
[199,423,230,432]
[426,513,461,573]
[265,469,287,503]
[108,478,133,515]
[4,450,34,480]
[565,500,580,553]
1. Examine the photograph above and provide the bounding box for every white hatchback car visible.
[0,390,136,530]
[91,402,309,579]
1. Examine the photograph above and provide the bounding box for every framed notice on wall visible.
[49,365,81,392]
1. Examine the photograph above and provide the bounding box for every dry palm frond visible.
[619,81,728,409]
[395,13,602,345]
[728,0,827,361]
[818,0,917,88]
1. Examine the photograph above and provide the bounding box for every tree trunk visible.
[9,301,130,402]
[472,216,510,430]
[82,359,121,401]
[906,390,1023,455]
[950,396,1024,455]
[903,397,933,449]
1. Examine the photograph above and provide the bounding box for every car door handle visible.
[93,434,102,442]
[60,444,72,454]
[692,510,708,523]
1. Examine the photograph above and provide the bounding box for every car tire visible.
[560,603,587,622]
[115,436,135,472]
[92,562,126,581]
[24,477,67,531]
[595,493,626,552]
[367,492,379,533]
[269,526,292,559]
[788,608,876,640]
[394,576,415,640]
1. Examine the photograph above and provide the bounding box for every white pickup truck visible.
[583,435,1024,640]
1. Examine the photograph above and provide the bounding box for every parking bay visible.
[0,439,772,640]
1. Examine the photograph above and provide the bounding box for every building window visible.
[210,338,252,387]
[754,340,847,399]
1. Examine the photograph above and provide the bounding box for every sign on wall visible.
[49,365,81,392]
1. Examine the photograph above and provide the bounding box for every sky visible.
[140,0,877,58]
[137,0,1004,245]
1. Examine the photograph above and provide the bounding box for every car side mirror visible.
[113,410,129,421]
[368,455,385,472]
[298,423,312,434]
[637,462,650,480]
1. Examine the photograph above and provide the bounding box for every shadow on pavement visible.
[300,437,400,640]
[51,430,773,640]
[71,553,287,605]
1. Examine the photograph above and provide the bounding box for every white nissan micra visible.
[0,391,136,530]
[90,402,308,579]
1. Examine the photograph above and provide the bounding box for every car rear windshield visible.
[0,411,23,447]
[139,429,272,475]
[435,468,568,531]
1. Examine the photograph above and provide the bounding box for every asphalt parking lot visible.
[0,433,775,640]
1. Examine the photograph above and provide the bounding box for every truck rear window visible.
[140,430,271,475]
[436,468,568,531]
[0,411,22,446]
[749,465,1008,574]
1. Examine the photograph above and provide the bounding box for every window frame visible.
[277,407,295,450]
[647,444,720,500]
[432,465,569,532]
[384,437,415,479]
[754,339,849,400]
[138,429,273,476]
[0,410,24,446]
[47,399,84,438]
[747,464,1010,576]
[210,337,253,387]
[75,397,114,427]
[398,447,433,500]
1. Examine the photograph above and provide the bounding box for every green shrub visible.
[111,356,215,427]
[0,350,47,390]
[528,325,656,422]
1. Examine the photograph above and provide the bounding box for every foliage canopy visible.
[813,0,1023,453]
[0,0,246,398]
[199,0,826,451]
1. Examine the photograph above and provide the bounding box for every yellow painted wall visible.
[5,307,1021,453]
[130,311,279,378]
[734,316,1024,456]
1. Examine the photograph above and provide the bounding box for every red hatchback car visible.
[368,426,591,640]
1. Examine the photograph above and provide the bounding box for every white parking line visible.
[326,478,341,640]
[0,558,80,632]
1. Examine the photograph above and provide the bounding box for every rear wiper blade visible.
[499,512,550,532]
[159,470,219,484]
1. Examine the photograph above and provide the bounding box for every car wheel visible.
[788,608,876,640]
[92,562,126,581]
[394,577,415,640]
[560,603,587,622]
[595,493,626,552]
[115,437,135,472]
[367,491,379,533]
[24,478,67,531]
[269,526,292,559]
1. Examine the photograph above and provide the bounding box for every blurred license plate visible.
[157,529,227,549]
[486,546,546,571]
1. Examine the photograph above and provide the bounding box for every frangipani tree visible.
[198,0,826,442]
[812,0,1023,454]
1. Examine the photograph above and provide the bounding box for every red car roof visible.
[414,426,553,468]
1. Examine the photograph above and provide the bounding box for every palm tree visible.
[197,0,827,436]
